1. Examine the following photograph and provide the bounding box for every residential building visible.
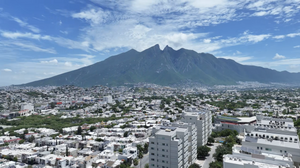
[181,110,212,146]
[149,123,197,168]
[227,116,300,168]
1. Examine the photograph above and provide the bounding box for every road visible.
[135,153,149,168]
[202,143,220,168]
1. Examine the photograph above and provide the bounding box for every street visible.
[135,153,149,168]
[202,143,220,168]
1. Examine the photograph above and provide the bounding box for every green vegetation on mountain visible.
[23,45,300,87]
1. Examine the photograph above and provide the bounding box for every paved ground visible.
[195,143,221,168]
[135,153,149,168]
[202,143,220,168]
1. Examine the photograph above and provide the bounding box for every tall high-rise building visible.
[181,110,212,146]
[149,123,197,168]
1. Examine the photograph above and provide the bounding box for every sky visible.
[1,0,300,86]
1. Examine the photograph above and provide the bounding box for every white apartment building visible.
[103,96,113,104]
[181,110,212,146]
[223,145,294,168]
[20,103,34,112]
[226,116,300,168]
[149,123,197,168]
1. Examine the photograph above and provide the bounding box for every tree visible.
[143,143,148,153]
[188,163,201,168]
[197,146,211,159]
[209,161,222,168]
[13,157,18,162]
[123,131,129,137]
[133,158,139,166]
[66,145,69,156]
[144,163,149,168]
[89,126,96,132]
[77,126,82,135]
[138,152,143,158]
[19,139,25,144]
[24,129,28,134]
[28,135,35,143]
[207,136,214,144]
[213,145,232,162]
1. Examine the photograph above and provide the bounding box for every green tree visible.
[197,146,211,159]
[89,126,96,132]
[188,163,201,168]
[133,158,139,166]
[66,145,69,156]
[144,163,149,168]
[123,131,129,137]
[28,135,35,143]
[19,139,25,144]
[207,136,214,144]
[13,157,18,162]
[77,126,82,135]
[209,161,222,168]
[138,152,143,158]
[213,145,232,162]
[143,143,148,153]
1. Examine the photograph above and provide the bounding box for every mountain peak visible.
[151,44,161,51]
[163,45,173,51]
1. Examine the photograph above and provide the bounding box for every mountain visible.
[23,44,300,87]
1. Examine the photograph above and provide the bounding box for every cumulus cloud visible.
[2,69,12,72]
[64,62,73,67]
[273,53,286,59]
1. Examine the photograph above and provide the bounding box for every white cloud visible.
[40,59,58,64]
[287,33,300,37]
[1,31,51,40]
[273,35,285,39]
[72,8,110,25]
[64,62,73,67]
[2,69,12,72]
[0,31,92,52]
[294,45,300,48]
[203,39,211,43]
[252,11,269,16]
[246,34,271,43]
[273,53,286,59]
[11,17,40,33]
[217,56,252,63]
[0,40,56,54]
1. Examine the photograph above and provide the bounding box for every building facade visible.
[181,110,212,146]
[224,116,300,168]
[149,123,197,168]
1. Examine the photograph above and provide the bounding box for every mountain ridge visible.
[22,45,300,87]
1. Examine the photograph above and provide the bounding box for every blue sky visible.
[1,0,300,86]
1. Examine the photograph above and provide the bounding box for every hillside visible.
[23,45,300,87]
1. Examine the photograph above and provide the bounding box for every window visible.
[280,150,282,153]
[162,160,165,163]
[151,142,154,144]
[162,155,165,157]
[151,158,155,161]
[162,143,165,146]
[266,148,272,151]
[162,149,165,151]
[257,147,259,150]
[151,153,154,155]
[152,164,155,167]
[151,147,154,150]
